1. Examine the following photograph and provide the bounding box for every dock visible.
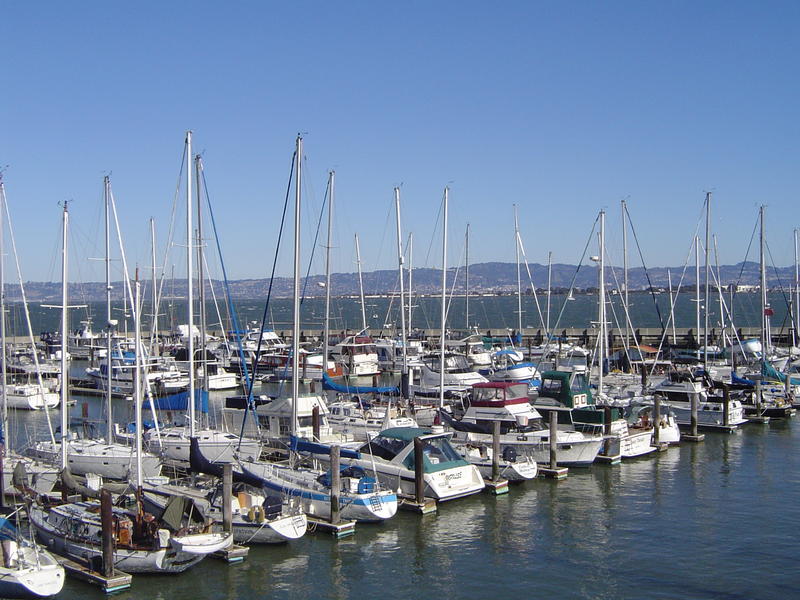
[484,479,509,495]
[56,556,132,594]
[538,466,569,480]
[307,516,356,538]
[399,497,437,514]
[212,544,249,563]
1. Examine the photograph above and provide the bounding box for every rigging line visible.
[300,176,329,305]
[605,247,642,356]
[151,142,186,352]
[765,239,793,332]
[241,151,295,412]
[201,161,258,443]
[424,199,444,268]
[646,232,699,379]
[530,214,599,374]
[731,215,760,300]
[623,201,665,334]
[516,231,546,329]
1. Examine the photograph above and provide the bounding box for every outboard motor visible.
[501,446,517,463]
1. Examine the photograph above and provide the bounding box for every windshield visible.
[402,436,466,472]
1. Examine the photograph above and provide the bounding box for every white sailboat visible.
[31,186,162,481]
[237,136,398,523]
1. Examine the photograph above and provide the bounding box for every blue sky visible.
[1,2,798,283]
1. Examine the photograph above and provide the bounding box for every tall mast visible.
[59,202,69,470]
[598,210,605,396]
[394,188,408,376]
[291,135,302,435]
[703,192,711,372]
[760,205,768,355]
[134,276,143,489]
[464,224,470,330]
[355,234,367,331]
[546,251,552,335]
[622,199,629,352]
[0,183,6,457]
[195,155,208,406]
[104,176,114,443]
[185,131,195,437]
[695,235,700,352]
[514,205,522,336]
[439,188,448,410]
[323,171,334,380]
[149,218,158,355]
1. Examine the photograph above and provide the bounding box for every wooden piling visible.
[653,394,661,447]
[222,463,233,533]
[414,437,425,504]
[100,488,114,579]
[491,421,500,483]
[330,445,340,525]
[312,405,321,442]
[538,411,568,479]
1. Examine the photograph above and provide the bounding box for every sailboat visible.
[30,189,162,481]
[237,136,397,523]
[30,272,233,574]
[143,136,260,466]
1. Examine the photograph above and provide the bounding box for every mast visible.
[465,224,470,330]
[291,135,302,435]
[394,188,408,376]
[622,199,629,352]
[134,275,143,489]
[703,192,711,372]
[598,210,605,396]
[195,155,208,409]
[104,176,114,443]
[150,218,158,356]
[439,188,448,410]
[514,205,523,336]
[323,171,333,380]
[59,202,69,470]
[185,131,195,437]
[667,269,677,346]
[760,205,768,356]
[355,234,367,331]
[546,251,552,335]
[0,183,6,457]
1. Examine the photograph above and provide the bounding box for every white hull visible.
[30,440,161,480]
[0,543,64,598]
[231,514,308,544]
[145,428,261,465]
[240,460,398,522]
[2,386,59,411]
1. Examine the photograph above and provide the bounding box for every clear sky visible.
[1,1,798,283]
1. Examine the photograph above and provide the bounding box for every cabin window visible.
[540,379,562,396]
[360,436,405,461]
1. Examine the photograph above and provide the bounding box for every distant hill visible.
[7,261,794,302]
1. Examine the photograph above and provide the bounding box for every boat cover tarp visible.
[321,372,398,395]
[188,437,264,488]
[731,372,755,387]
[153,390,209,413]
[289,436,361,459]
[437,409,491,434]
[762,361,800,385]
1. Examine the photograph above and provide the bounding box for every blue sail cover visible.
[0,518,16,541]
[151,390,209,413]
[321,372,398,395]
[289,435,361,459]
[731,371,755,387]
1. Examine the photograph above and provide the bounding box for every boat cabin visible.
[358,427,470,474]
